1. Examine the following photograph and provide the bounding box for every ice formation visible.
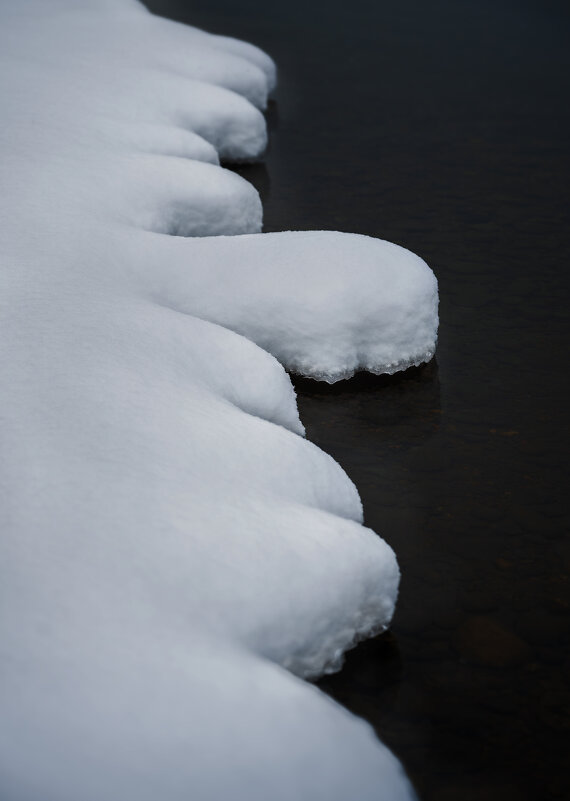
[0,0,437,798]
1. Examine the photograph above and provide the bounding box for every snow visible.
[155,230,438,382]
[0,0,436,798]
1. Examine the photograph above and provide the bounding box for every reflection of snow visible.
[0,1,433,798]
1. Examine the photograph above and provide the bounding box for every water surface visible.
[148,1,569,798]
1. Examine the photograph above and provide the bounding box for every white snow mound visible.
[0,0,432,799]
[155,230,438,382]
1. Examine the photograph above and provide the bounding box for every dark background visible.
[146,1,569,798]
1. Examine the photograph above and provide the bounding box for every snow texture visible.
[0,0,436,798]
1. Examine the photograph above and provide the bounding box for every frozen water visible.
[0,0,435,798]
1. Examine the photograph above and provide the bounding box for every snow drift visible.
[0,0,437,798]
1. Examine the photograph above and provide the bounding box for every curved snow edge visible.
[290,347,437,384]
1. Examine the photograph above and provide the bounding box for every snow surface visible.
[0,0,437,798]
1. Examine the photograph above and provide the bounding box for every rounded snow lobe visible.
[275,528,401,680]
[146,162,264,237]
[159,230,439,383]
[265,231,440,384]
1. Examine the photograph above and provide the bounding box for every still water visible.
[148,1,569,798]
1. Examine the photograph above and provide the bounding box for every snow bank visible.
[0,0,434,798]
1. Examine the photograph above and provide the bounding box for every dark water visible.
[147,1,569,798]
